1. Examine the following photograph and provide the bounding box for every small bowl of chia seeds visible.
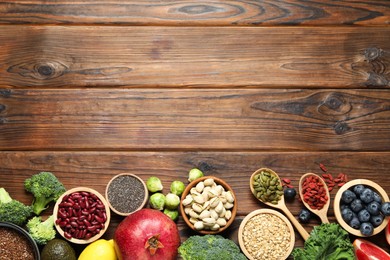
[105,173,148,216]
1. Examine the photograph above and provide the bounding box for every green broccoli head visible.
[24,172,66,215]
[0,188,32,226]
[26,215,56,245]
[178,235,247,260]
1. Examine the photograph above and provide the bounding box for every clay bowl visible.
[334,179,389,237]
[238,209,295,260]
[53,187,111,244]
[0,221,41,260]
[105,173,148,216]
[180,176,237,235]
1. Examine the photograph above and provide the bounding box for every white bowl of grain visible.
[238,209,295,260]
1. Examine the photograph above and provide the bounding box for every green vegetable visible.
[26,215,56,245]
[163,208,179,221]
[146,176,163,193]
[149,193,166,210]
[170,180,185,196]
[24,172,66,215]
[188,168,204,182]
[0,188,33,226]
[165,193,180,210]
[292,223,354,260]
[179,234,246,260]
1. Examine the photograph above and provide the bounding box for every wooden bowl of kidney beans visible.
[53,187,111,244]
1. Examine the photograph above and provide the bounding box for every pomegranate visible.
[114,209,180,260]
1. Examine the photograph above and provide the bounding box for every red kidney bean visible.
[56,190,106,240]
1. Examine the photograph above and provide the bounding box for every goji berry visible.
[319,163,327,173]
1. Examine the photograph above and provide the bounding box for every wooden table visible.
[1,0,389,258]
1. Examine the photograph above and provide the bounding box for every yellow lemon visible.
[78,239,117,260]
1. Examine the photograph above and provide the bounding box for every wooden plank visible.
[0,1,389,26]
[0,26,389,88]
[1,89,390,151]
[1,151,389,249]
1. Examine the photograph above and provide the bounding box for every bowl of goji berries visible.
[334,179,390,237]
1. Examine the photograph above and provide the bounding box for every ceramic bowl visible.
[0,221,40,260]
[238,209,295,260]
[53,187,111,244]
[105,173,148,216]
[334,179,389,237]
[180,176,237,234]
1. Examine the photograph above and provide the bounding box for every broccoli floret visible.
[0,188,32,226]
[26,215,56,245]
[178,235,247,260]
[24,171,66,215]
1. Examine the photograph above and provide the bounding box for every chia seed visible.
[0,227,35,260]
[107,174,146,214]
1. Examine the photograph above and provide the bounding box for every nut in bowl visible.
[53,187,111,244]
[238,209,295,260]
[334,179,389,237]
[180,176,237,234]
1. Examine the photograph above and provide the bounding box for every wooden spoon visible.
[250,168,310,241]
[299,173,330,223]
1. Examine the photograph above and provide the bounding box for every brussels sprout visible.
[164,208,179,221]
[149,193,166,210]
[146,176,163,193]
[165,193,180,210]
[188,168,204,182]
[170,181,185,196]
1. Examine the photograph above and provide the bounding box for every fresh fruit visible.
[360,222,374,236]
[283,188,296,201]
[341,190,356,204]
[381,202,390,216]
[41,238,76,260]
[360,188,374,204]
[358,209,371,223]
[367,201,381,216]
[353,238,390,260]
[370,215,384,227]
[298,208,311,223]
[78,239,117,260]
[350,199,364,213]
[350,217,361,229]
[114,208,180,260]
[342,207,354,222]
[353,185,365,196]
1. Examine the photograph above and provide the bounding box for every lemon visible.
[78,239,117,260]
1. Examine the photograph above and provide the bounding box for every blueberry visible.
[360,222,374,236]
[284,188,297,201]
[350,199,364,213]
[341,207,354,222]
[381,202,390,216]
[360,188,374,204]
[370,214,384,227]
[373,192,382,204]
[353,184,365,196]
[340,204,349,211]
[349,217,361,229]
[298,208,311,223]
[366,201,381,216]
[341,190,357,204]
[358,209,371,222]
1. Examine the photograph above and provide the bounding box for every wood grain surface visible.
[0,1,389,25]
[1,89,390,150]
[0,26,389,88]
[1,0,389,258]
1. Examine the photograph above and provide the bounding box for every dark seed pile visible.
[107,175,146,213]
[0,227,35,260]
